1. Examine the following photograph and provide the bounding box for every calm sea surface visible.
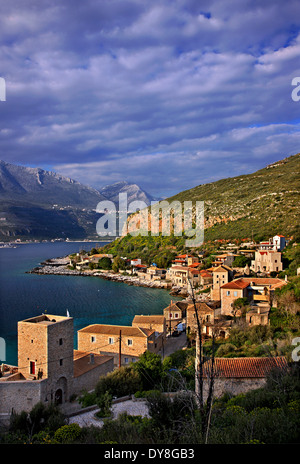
[0,241,177,365]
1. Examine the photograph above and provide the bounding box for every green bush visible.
[9,402,66,439]
[95,366,142,398]
[95,391,113,418]
[54,423,82,444]
[78,390,97,408]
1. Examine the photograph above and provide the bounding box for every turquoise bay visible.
[0,241,177,365]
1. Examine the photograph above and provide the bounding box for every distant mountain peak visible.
[99,180,155,206]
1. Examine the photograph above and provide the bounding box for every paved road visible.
[68,399,149,428]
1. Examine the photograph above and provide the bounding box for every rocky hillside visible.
[165,152,300,242]
[99,153,300,258]
[99,181,157,206]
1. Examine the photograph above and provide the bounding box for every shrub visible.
[54,423,82,444]
[95,391,113,418]
[9,402,66,438]
[78,390,97,408]
[216,343,237,357]
[95,366,142,398]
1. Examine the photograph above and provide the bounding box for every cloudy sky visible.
[0,0,300,198]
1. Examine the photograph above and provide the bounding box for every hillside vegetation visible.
[166,152,300,242]
[99,154,300,261]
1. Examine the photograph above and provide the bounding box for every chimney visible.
[89,353,95,364]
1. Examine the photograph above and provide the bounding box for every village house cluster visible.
[0,234,290,417]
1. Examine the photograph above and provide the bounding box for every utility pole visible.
[119,329,122,368]
[188,276,215,443]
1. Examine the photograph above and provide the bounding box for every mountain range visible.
[0,160,155,240]
[0,153,299,242]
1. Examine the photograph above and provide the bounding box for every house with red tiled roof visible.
[202,356,288,399]
[220,277,287,316]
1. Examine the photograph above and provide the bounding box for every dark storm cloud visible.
[0,0,299,197]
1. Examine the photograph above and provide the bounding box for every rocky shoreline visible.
[27,257,188,293]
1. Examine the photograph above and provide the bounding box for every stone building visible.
[0,314,113,415]
[132,315,166,336]
[201,356,288,400]
[163,300,189,332]
[210,265,233,301]
[245,303,270,326]
[220,277,287,316]
[186,302,215,337]
[251,250,283,274]
[77,323,163,368]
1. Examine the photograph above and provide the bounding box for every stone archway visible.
[55,376,68,404]
[55,388,63,404]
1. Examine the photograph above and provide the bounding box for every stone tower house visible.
[18,314,74,404]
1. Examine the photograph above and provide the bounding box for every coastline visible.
[27,257,182,292]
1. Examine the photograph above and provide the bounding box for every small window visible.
[59,359,63,366]
[124,357,129,364]
[127,339,133,346]
[227,290,230,296]
[91,336,96,343]
[59,338,63,345]
[109,337,114,344]
[175,313,179,318]
[234,291,237,297]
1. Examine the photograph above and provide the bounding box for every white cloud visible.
[0,0,299,197]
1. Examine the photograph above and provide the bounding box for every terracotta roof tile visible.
[203,356,288,378]
[73,351,113,378]
[78,324,148,337]
[221,279,249,289]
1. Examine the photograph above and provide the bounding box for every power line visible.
[10,338,121,372]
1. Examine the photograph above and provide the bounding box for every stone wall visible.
[72,358,114,395]
[0,378,47,414]
[203,377,266,401]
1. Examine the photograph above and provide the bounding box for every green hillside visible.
[167,152,300,242]
[99,153,300,261]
